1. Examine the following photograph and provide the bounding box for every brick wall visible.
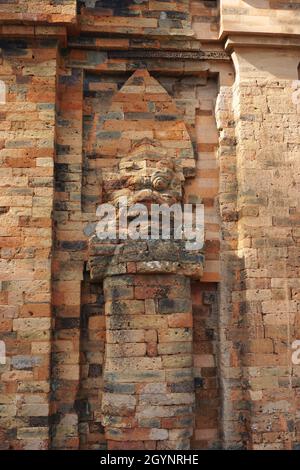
[0,39,57,450]
[51,65,84,449]
[216,49,300,449]
[0,0,76,24]
[2,0,300,452]
[77,277,105,449]
[233,75,300,449]
[77,0,194,36]
[191,0,219,40]
[221,0,300,37]
[192,282,221,449]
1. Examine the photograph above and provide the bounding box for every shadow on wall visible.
[77,0,146,14]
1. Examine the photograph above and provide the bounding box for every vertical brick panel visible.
[0,40,57,449]
[51,67,84,449]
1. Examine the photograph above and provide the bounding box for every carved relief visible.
[87,69,204,450]
[104,139,185,207]
[88,69,204,281]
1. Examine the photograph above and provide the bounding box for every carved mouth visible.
[130,190,176,206]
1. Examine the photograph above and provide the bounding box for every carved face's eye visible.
[151,173,169,191]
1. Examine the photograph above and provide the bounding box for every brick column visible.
[102,273,194,450]
[0,39,57,450]
[218,43,300,450]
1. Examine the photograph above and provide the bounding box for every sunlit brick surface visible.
[0,0,300,451]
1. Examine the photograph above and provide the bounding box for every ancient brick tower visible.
[1,0,300,451]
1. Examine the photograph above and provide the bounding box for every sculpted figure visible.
[88,139,204,281]
[86,69,204,450]
[103,138,185,208]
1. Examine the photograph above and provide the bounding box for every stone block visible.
[159,328,192,343]
[18,404,49,417]
[139,393,194,406]
[106,343,147,358]
[105,357,162,372]
[136,405,193,419]
[105,300,145,316]
[102,394,136,417]
[158,299,192,314]
[11,355,41,370]
[158,342,192,355]
[162,355,193,369]
[106,329,145,344]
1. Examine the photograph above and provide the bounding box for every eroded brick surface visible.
[0,39,57,450]
[0,0,300,452]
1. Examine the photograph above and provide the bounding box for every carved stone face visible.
[103,140,185,208]
[89,139,204,282]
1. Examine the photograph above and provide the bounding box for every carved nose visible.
[151,173,169,191]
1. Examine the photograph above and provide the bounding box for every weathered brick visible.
[158,299,192,314]
[102,394,136,417]
[3,2,299,453]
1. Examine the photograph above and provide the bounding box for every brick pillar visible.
[101,273,194,450]
[219,44,300,450]
[0,39,57,450]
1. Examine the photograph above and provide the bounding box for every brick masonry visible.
[101,274,194,450]
[0,0,300,451]
[216,48,300,449]
[0,38,57,450]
